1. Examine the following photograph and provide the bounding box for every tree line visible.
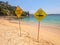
[0,1,30,17]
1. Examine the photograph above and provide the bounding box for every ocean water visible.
[21,14,60,25]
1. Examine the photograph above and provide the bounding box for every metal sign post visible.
[37,21,40,42]
[15,6,23,36]
[34,8,47,42]
[19,19,21,36]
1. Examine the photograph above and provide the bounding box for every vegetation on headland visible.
[0,1,30,18]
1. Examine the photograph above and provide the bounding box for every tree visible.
[22,11,30,17]
[0,1,30,18]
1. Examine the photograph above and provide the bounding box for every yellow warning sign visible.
[15,6,23,18]
[34,8,47,21]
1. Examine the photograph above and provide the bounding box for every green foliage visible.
[0,1,30,17]
[22,11,29,16]
[0,1,16,16]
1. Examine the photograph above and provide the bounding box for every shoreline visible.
[9,19,60,29]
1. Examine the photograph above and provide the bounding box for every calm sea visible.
[21,14,60,25]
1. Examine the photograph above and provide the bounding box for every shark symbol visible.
[37,15,43,17]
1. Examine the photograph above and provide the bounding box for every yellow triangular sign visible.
[15,6,23,18]
[34,8,47,21]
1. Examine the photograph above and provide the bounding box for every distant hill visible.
[48,14,60,16]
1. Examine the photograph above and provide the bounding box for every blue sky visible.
[0,0,60,14]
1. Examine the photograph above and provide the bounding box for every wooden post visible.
[19,19,21,36]
[37,21,40,42]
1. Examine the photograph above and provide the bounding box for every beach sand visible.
[0,18,60,45]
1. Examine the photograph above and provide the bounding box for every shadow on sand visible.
[7,31,54,45]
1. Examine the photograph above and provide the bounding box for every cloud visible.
[29,10,37,14]
[29,8,60,14]
[45,8,60,14]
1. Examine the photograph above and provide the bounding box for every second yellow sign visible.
[15,6,23,18]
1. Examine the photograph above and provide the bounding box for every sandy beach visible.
[0,18,60,45]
